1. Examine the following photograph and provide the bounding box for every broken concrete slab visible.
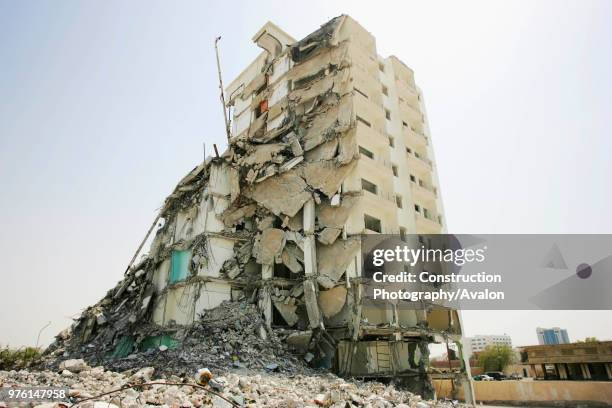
[279,156,303,173]
[273,301,298,326]
[287,40,350,86]
[304,138,338,162]
[285,330,312,352]
[248,111,268,139]
[244,172,311,217]
[289,68,351,105]
[317,194,358,229]
[299,160,356,198]
[59,359,89,373]
[336,127,358,165]
[318,286,348,318]
[254,228,286,264]
[221,204,257,227]
[300,96,353,152]
[281,243,304,273]
[241,143,286,167]
[317,227,341,245]
[316,238,360,289]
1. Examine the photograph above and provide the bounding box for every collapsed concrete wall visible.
[46,15,471,400]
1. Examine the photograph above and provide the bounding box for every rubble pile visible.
[0,366,463,408]
[43,301,310,377]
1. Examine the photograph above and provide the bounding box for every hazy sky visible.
[1,0,611,348]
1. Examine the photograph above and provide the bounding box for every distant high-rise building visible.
[537,327,570,345]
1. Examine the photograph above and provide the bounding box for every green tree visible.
[584,337,598,343]
[478,345,513,372]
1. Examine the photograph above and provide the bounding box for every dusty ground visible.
[0,362,465,408]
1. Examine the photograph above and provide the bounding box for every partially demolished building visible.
[52,15,473,401]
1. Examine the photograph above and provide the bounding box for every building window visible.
[388,136,394,147]
[406,147,412,154]
[399,227,407,242]
[438,215,443,226]
[395,195,403,209]
[414,204,421,213]
[402,121,408,127]
[361,178,377,195]
[359,146,374,159]
[423,207,430,218]
[378,62,385,72]
[382,85,388,96]
[356,115,371,127]
[169,250,191,283]
[392,165,398,177]
[385,109,391,120]
[364,214,382,233]
[354,87,368,99]
[410,174,416,182]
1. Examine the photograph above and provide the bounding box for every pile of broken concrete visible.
[0,363,462,408]
[43,301,310,378]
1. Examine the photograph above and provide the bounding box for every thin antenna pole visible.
[36,321,51,349]
[214,36,231,141]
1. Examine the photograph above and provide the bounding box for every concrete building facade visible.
[465,334,513,356]
[522,341,612,381]
[225,16,471,400]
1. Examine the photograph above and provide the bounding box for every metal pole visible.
[125,212,161,274]
[36,321,51,349]
[214,36,231,141]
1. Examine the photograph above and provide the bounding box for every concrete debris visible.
[317,238,360,288]
[1,369,465,408]
[318,286,348,318]
[300,160,356,198]
[244,172,311,217]
[272,301,299,326]
[40,15,467,400]
[281,243,304,273]
[254,228,285,264]
[318,227,342,245]
[317,194,358,228]
[59,359,88,373]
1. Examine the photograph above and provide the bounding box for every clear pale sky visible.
[1,0,611,348]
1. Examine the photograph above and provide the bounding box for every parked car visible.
[485,371,507,381]
[473,374,494,381]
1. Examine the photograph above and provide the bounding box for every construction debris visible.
[0,368,465,408]
[41,15,471,401]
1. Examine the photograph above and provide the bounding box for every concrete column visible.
[530,365,536,378]
[580,363,592,380]
[455,339,475,406]
[541,364,548,380]
[557,363,568,380]
[262,263,273,280]
[302,199,323,330]
[605,363,612,380]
